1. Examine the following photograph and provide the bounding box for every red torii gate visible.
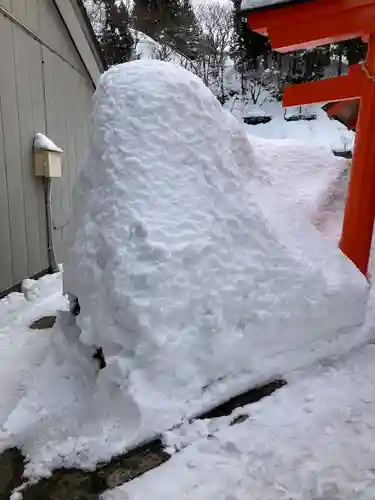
[246,0,375,277]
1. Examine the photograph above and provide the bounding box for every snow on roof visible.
[241,0,304,12]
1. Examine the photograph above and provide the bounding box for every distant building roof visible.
[241,0,311,13]
[54,0,106,85]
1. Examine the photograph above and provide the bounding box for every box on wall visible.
[34,149,62,178]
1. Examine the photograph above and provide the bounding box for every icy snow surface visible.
[61,59,368,463]
[34,133,63,153]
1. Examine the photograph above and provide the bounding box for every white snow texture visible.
[34,133,63,153]
[63,59,368,445]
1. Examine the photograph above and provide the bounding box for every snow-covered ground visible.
[0,272,66,428]
[228,98,355,153]
[0,59,374,500]
[247,103,354,152]
[2,274,375,499]
[104,338,375,500]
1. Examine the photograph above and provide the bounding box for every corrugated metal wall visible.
[0,0,94,294]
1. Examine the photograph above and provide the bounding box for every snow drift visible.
[249,135,350,240]
[63,59,368,443]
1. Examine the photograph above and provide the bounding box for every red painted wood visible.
[248,0,375,33]
[283,67,363,107]
[340,34,375,275]
[325,100,359,130]
[267,6,375,51]
[347,117,358,129]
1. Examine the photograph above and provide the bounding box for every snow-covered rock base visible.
[63,60,368,445]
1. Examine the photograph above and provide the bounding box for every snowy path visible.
[104,341,375,500]
[0,273,67,431]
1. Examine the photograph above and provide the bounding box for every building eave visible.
[53,0,106,86]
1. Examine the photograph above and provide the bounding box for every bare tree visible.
[84,0,234,105]
[151,42,176,62]
[192,3,233,103]
[84,0,134,39]
[243,67,273,105]
[84,0,106,38]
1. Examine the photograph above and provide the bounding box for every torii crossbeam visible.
[244,0,375,277]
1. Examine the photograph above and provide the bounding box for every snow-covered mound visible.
[64,60,368,441]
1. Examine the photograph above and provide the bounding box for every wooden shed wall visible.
[0,0,95,294]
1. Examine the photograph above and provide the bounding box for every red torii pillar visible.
[247,0,375,277]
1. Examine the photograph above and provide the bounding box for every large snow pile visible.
[62,59,368,447]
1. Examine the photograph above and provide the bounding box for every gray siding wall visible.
[0,0,95,293]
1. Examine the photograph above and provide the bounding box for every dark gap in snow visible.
[2,380,286,498]
[29,315,57,330]
[243,116,272,125]
[5,440,169,500]
[332,150,352,159]
[230,413,250,425]
[95,439,170,491]
[284,113,316,122]
[0,448,24,498]
[197,379,287,420]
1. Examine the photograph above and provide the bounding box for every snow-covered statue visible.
[63,60,367,435]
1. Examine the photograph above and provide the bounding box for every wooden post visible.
[282,68,363,107]
[340,33,375,276]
